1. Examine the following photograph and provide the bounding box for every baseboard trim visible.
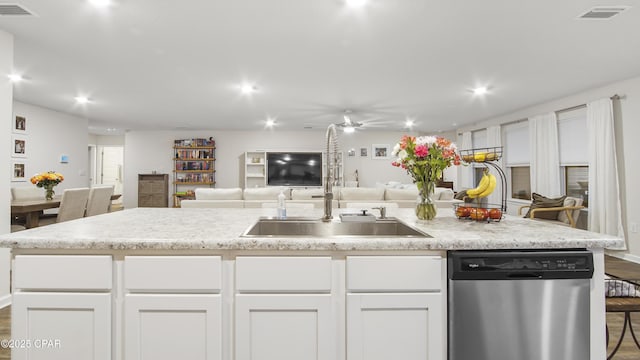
[607,251,640,265]
[0,294,11,309]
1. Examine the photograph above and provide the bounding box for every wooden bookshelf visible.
[173,138,216,207]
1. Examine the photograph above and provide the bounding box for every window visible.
[502,121,530,200]
[511,166,531,200]
[473,167,485,187]
[565,166,588,207]
[558,107,588,207]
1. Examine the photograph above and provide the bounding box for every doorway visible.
[90,145,124,205]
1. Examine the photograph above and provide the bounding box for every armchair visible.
[518,194,584,228]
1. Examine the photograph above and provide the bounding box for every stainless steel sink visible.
[241,217,431,238]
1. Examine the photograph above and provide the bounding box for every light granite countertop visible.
[0,207,624,251]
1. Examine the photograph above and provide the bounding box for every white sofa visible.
[181,188,244,208]
[339,186,460,209]
[181,186,461,209]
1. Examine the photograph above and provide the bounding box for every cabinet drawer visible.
[14,255,112,291]
[125,256,222,292]
[347,256,442,292]
[236,257,332,292]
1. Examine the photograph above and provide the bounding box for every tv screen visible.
[266,152,323,187]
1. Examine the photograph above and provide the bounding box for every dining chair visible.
[11,186,45,200]
[85,185,115,217]
[56,188,90,223]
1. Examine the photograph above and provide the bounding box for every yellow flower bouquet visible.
[30,171,64,200]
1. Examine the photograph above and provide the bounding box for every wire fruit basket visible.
[453,202,504,222]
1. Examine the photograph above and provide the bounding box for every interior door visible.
[99,146,124,199]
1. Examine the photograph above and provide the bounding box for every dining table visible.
[11,194,122,229]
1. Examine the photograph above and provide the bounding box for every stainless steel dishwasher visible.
[448,249,594,360]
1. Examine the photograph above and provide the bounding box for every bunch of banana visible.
[467,170,497,199]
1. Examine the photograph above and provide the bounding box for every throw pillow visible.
[524,193,567,220]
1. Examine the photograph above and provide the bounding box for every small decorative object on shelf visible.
[30,171,64,200]
[391,135,461,220]
[173,138,216,207]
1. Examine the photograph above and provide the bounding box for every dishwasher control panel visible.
[448,250,594,280]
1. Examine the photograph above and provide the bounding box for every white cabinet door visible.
[347,293,443,360]
[11,292,111,360]
[124,294,222,360]
[236,294,334,360]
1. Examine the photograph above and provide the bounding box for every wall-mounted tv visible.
[266,152,323,187]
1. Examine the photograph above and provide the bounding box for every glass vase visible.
[416,181,437,220]
[45,184,55,201]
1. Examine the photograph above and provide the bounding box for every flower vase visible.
[416,181,437,220]
[45,185,55,200]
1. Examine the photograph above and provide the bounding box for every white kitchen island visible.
[0,207,624,360]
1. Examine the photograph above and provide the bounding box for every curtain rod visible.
[556,94,622,114]
[457,94,624,135]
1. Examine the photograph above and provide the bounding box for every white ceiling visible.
[2,0,640,134]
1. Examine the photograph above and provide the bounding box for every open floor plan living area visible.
[1,1,640,359]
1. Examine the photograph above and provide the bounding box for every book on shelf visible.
[174,138,215,147]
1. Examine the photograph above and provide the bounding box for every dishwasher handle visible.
[506,272,542,279]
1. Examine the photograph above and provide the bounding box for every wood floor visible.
[0,255,639,359]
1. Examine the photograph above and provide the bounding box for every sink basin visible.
[241,217,431,238]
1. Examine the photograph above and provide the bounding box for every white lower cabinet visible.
[235,256,336,360]
[346,255,444,360]
[124,294,222,360]
[235,294,334,360]
[11,292,112,360]
[123,256,223,360]
[347,293,443,360]
[11,254,445,360]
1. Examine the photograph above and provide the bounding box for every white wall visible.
[123,129,460,209]
[459,75,640,261]
[11,101,90,192]
[0,30,13,308]
[90,134,125,146]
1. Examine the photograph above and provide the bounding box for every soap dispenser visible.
[277,188,287,219]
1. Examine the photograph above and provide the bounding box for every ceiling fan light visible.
[343,126,355,133]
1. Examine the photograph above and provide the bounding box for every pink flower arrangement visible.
[391,135,461,182]
[392,135,460,220]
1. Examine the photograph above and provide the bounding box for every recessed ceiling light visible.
[472,86,488,96]
[265,118,276,127]
[8,73,23,82]
[75,96,90,104]
[89,0,111,7]
[346,0,367,8]
[240,82,257,95]
[405,118,415,128]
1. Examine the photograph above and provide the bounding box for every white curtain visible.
[529,112,561,197]
[486,125,502,206]
[458,131,473,190]
[587,98,624,239]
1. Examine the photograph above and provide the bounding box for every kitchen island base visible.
[8,248,605,360]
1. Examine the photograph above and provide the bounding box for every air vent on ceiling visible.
[578,6,631,19]
[0,4,34,16]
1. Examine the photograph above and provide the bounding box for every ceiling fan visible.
[292,101,403,131]
[335,110,363,133]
